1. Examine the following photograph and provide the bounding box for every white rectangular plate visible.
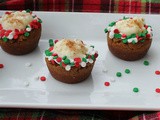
[1,11,160,110]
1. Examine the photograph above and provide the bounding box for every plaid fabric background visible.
[0,0,160,120]
[0,0,160,14]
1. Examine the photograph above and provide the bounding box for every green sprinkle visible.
[123,16,129,20]
[62,56,67,60]
[91,55,95,60]
[26,25,30,28]
[45,50,52,56]
[131,34,136,38]
[143,29,148,34]
[104,28,108,33]
[70,62,75,66]
[26,9,31,13]
[141,33,146,37]
[125,69,130,74]
[141,40,145,42]
[109,22,116,27]
[64,58,70,64]
[143,60,149,66]
[126,35,132,39]
[82,58,87,62]
[24,32,30,37]
[86,54,89,58]
[90,45,94,48]
[114,34,122,39]
[60,62,62,67]
[49,39,54,46]
[53,56,58,59]
[122,39,128,44]
[132,40,136,44]
[133,87,139,93]
[116,72,122,77]
[138,33,142,37]
[38,19,42,23]
[2,37,8,42]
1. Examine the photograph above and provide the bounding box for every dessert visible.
[104,17,153,61]
[45,39,98,84]
[0,10,42,55]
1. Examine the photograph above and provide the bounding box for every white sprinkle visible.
[34,76,39,80]
[102,68,108,73]
[109,31,114,39]
[88,59,94,64]
[7,34,13,40]
[81,62,86,67]
[110,77,115,82]
[25,62,32,67]
[24,81,30,87]
[26,27,31,32]
[48,56,53,61]
[65,65,71,71]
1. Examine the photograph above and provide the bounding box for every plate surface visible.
[0,11,160,110]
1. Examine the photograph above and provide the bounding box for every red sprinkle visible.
[146,34,150,38]
[114,29,119,34]
[56,57,62,62]
[49,47,54,51]
[5,12,11,15]
[75,62,80,67]
[13,34,18,39]
[122,34,127,38]
[155,88,160,93]
[94,53,98,58]
[155,70,160,75]
[0,24,2,30]
[104,82,110,86]
[0,64,4,68]
[52,53,58,56]
[50,60,55,65]
[62,62,66,67]
[144,25,148,29]
[54,39,59,43]
[74,58,81,63]
[40,76,46,81]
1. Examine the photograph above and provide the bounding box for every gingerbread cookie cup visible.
[104,17,153,61]
[0,10,42,55]
[45,39,98,84]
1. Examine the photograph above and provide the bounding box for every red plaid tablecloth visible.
[0,0,160,14]
[0,0,160,120]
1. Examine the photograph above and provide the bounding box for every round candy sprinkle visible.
[133,87,139,93]
[54,39,59,43]
[25,62,32,67]
[81,62,86,67]
[116,72,122,77]
[24,81,30,87]
[125,69,130,74]
[65,65,71,71]
[143,60,149,66]
[34,76,39,80]
[155,70,160,75]
[24,32,30,37]
[40,76,46,81]
[155,88,160,93]
[49,39,54,46]
[104,82,110,86]
[102,68,108,73]
[0,64,4,68]
[110,77,115,82]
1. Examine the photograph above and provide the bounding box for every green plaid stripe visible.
[1,0,160,13]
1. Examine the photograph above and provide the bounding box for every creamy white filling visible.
[0,11,33,30]
[115,17,145,36]
[53,39,88,59]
